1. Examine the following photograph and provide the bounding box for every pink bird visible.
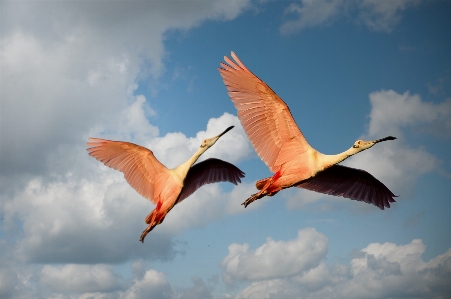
[87,126,244,242]
[218,52,396,210]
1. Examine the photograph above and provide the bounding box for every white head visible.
[350,136,396,155]
[200,126,234,149]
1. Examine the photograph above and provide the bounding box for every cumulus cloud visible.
[1,96,251,265]
[123,269,173,299]
[332,239,451,299]
[5,171,180,264]
[227,234,451,299]
[1,2,253,297]
[224,182,269,214]
[0,259,218,299]
[0,0,251,186]
[145,112,252,169]
[236,279,300,299]
[0,1,250,296]
[221,228,328,283]
[367,90,451,138]
[284,188,326,210]
[279,0,421,34]
[122,272,215,299]
[177,276,213,299]
[40,264,120,293]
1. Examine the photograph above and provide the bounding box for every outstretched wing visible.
[219,52,312,172]
[296,165,397,210]
[87,138,169,204]
[175,158,245,205]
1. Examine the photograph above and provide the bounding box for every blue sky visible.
[1,0,450,298]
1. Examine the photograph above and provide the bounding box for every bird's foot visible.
[140,224,155,243]
[139,229,149,243]
[242,193,258,208]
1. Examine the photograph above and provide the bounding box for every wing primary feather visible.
[86,138,168,204]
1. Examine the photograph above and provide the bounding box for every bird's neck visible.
[172,146,208,182]
[318,147,356,169]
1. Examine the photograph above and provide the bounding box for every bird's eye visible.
[353,145,359,148]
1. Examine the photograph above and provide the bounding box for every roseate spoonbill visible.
[87,126,244,242]
[218,52,396,210]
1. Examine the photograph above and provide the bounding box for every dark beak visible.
[218,126,234,137]
[374,136,397,144]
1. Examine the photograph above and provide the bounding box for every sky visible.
[1,0,451,298]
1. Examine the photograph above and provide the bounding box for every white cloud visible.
[122,269,172,299]
[146,112,252,169]
[224,182,269,214]
[224,235,451,299]
[0,31,133,180]
[358,0,421,32]
[0,0,251,185]
[285,188,326,210]
[331,240,451,299]
[236,279,300,299]
[221,228,328,283]
[150,181,265,235]
[1,2,252,296]
[292,262,350,292]
[41,264,120,293]
[190,112,252,164]
[367,90,451,138]
[280,0,343,35]
[1,101,251,264]
[5,173,179,264]
[176,276,213,299]
[1,259,216,299]
[279,0,422,34]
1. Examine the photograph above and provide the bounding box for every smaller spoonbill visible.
[87,126,244,242]
[219,52,396,210]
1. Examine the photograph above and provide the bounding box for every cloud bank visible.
[228,229,451,299]
[0,2,253,298]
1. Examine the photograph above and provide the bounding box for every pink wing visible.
[218,52,312,173]
[175,158,245,205]
[296,165,397,210]
[87,138,169,204]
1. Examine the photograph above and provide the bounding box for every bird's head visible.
[350,136,397,154]
[200,126,234,149]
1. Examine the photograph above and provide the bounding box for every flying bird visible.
[218,52,396,210]
[87,126,244,242]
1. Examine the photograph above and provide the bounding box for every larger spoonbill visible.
[87,126,244,242]
[218,52,396,209]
